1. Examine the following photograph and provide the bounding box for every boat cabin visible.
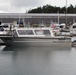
[15,28,54,37]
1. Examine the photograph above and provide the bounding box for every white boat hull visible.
[1,36,72,47]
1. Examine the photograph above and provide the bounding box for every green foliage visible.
[28,4,76,13]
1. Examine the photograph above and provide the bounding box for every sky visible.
[0,0,76,13]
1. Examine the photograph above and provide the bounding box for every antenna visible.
[65,0,67,24]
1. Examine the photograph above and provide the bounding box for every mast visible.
[58,11,60,25]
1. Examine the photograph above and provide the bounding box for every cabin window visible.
[44,30,50,34]
[34,30,51,35]
[26,30,34,35]
[73,26,76,28]
[17,30,34,35]
[35,30,43,35]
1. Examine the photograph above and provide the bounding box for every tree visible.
[67,4,74,13]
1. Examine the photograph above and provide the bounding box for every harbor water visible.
[0,46,76,75]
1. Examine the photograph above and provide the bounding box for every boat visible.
[70,23,76,36]
[0,20,72,47]
[0,22,11,36]
[0,28,71,47]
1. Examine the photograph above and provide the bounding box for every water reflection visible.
[0,46,76,75]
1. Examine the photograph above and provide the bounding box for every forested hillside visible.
[28,4,76,13]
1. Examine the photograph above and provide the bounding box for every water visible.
[0,46,76,75]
